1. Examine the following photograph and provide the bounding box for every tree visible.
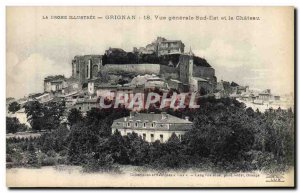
[67,122,101,164]
[106,130,129,164]
[184,98,255,166]
[24,101,44,131]
[6,117,20,134]
[117,79,129,85]
[42,101,65,131]
[26,142,39,167]
[8,102,21,113]
[67,108,83,126]
[6,117,27,134]
[123,132,150,165]
[263,109,294,165]
[148,133,188,169]
[24,101,65,131]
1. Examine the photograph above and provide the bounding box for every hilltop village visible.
[7,37,292,142]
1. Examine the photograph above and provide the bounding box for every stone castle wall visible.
[102,63,161,75]
[193,66,215,78]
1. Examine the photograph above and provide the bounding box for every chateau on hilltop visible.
[71,37,217,95]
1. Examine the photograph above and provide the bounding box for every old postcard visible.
[6,6,295,187]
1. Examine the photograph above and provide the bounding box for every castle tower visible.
[188,47,194,84]
[72,55,103,84]
[179,53,194,85]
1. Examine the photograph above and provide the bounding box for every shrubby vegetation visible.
[6,98,294,173]
[6,117,28,134]
[102,51,211,67]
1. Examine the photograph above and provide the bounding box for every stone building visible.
[44,75,67,93]
[167,79,189,92]
[72,55,102,84]
[258,89,272,101]
[111,112,192,143]
[74,98,99,113]
[62,77,81,96]
[7,108,31,128]
[136,37,185,56]
[190,77,214,94]
[157,40,185,56]
[178,53,216,94]
[130,74,168,90]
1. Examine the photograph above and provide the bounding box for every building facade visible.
[72,55,102,84]
[44,75,67,93]
[136,37,185,56]
[8,108,31,128]
[111,112,192,143]
[74,98,99,113]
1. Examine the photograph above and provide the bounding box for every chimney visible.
[185,116,189,121]
[161,112,168,120]
[130,111,135,118]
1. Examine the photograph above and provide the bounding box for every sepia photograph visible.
[5,6,295,188]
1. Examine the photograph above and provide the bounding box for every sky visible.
[6,7,294,99]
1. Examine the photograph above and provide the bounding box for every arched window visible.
[92,65,98,78]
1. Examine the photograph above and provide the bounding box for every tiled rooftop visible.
[114,112,192,124]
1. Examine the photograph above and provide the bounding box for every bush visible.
[37,152,57,166]
[82,153,120,173]
[6,117,28,134]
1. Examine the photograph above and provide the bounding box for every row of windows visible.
[125,122,157,128]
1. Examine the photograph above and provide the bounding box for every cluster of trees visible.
[6,97,294,173]
[23,101,65,131]
[102,50,211,68]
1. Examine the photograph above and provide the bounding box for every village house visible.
[190,77,214,95]
[111,112,192,143]
[74,98,99,113]
[44,75,67,93]
[144,76,168,89]
[258,89,272,101]
[7,108,31,128]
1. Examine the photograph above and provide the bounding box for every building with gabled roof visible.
[111,112,192,143]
